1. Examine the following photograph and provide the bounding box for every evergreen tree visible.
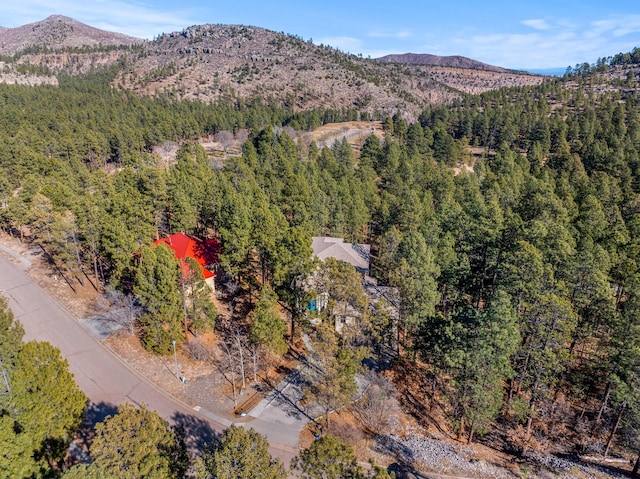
[390,229,440,348]
[62,463,112,479]
[516,292,578,440]
[183,257,217,336]
[292,435,367,479]
[1,341,86,477]
[87,403,186,479]
[447,291,520,443]
[134,244,183,353]
[195,425,286,479]
[303,324,364,429]
[0,297,24,407]
[250,284,288,355]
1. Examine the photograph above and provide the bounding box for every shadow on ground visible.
[171,411,218,451]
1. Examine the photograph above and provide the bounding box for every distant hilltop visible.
[0,16,546,117]
[0,14,143,56]
[376,53,515,73]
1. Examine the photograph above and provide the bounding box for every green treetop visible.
[195,424,287,479]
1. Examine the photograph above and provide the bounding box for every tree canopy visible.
[0,298,87,478]
[195,425,286,479]
[79,403,186,479]
[2,50,640,466]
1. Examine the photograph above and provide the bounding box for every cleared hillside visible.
[1,17,546,117]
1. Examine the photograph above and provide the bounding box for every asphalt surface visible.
[0,249,298,465]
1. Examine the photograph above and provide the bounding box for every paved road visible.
[0,251,298,465]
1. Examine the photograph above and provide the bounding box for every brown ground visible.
[0,232,268,422]
[3,232,631,478]
[298,121,384,154]
[104,330,239,419]
[0,233,101,318]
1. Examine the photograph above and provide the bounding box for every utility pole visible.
[172,340,179,380]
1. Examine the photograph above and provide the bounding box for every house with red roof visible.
[154,233,220,291]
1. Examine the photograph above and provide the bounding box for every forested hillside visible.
[1,47,640,476]
[1,16,545,117]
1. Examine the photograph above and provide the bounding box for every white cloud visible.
[611,16,640,37]
[368,29,412,39]
[587,15,640,39]
[315,35,363,53]
[522,19,550,30]
[448,13,640,69]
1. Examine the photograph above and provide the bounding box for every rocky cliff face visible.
[0,61,58,86]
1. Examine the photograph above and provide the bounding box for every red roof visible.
[154,233,219,280]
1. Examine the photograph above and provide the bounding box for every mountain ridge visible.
[376,52,512,73]
[0,16,546,117]
[121,23,544,117]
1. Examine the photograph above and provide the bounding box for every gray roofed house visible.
[311,236,370,274]
[309,237,400,356]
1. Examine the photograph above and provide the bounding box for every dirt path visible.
[298,121,383,152]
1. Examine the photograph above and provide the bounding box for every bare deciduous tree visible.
[185,338,210,361]
[213,317,253,406]
[211,339,239,407]
[215,130,234,155]
[351,371,399,435]
[91,287,142,335]
[235,129,249,145]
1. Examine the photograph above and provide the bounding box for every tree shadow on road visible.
[83,400,119,425]
[71,401,119,462]
[262,368,318,422]
[171,411,219,451]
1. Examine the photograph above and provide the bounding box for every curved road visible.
[0,250,297,465]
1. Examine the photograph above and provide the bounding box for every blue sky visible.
[2,1,640,70]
